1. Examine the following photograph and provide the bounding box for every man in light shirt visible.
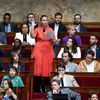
[49,12,67,57]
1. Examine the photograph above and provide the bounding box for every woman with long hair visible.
[2,79,18,100]
[6,51,25,72]
[58,37,81,58]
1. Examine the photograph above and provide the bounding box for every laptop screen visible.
[53,94,68,100]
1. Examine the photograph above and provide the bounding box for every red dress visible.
[33,25,55,77]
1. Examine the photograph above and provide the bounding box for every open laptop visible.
[53,94,68,100]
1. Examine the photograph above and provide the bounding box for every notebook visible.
[53,94,68,100]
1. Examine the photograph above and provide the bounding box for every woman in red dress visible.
[32,15,55,92]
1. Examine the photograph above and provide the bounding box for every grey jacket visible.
[47,88,81,100]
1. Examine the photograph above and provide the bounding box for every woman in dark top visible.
[6,52,25,72]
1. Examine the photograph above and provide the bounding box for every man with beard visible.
[74,14,87,32]
[49,12,67,57]
[83,35,100,58]
[49,12,67,39]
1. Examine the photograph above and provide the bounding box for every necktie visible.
[61,78,64,87]
[23,35,27,42]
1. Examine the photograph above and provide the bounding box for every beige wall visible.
[0,0,100,22]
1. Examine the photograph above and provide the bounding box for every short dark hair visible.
[14,38,21,45]
[51,79,60,85]
[9,66,18,75]
[40,15,48,21]
[88,92,99,99]
[74,14,81,19]
[27,13,35,19]
[3,13,11,19]
[62,51,73,62]
[90,34,98,40]
[86,50,95,57]
[55,12,62,19]
[57,63,65,70]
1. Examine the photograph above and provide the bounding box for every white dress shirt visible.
[54,24,59,40]
[14,32,35,45]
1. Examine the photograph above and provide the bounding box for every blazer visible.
[53,74,79,87]
[0,22,18,32]
[79,24,87,32]
[14,32,35,45]
[47,88,81,100]
[6,62,25,72]
[1,75,24,87]
[63,35,82,46]
[49,22,67,39]
[0,32,7,44]
[76,60,100,72]
[7,48,26,58]
[83,45,100,58]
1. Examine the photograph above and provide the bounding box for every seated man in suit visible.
[49,12,67,39]
[47,79,81,100]
[0,13,18,33]
[76,50,100,72]
[83,35,100,58]
[74,14,87,32]
[53,63,79,87]
[49,12,67,57]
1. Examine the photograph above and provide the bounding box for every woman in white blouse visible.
[57,37,81,58]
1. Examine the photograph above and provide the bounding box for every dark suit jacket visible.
[0,61,5,71]
[83,45,100,58]
[7,48,26,58]
[49,22,67,39]
[6,62,25,72]
[0,48,6,57]
[0,22,18,32]
[80,24,87,32]
[47,88,81,100]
